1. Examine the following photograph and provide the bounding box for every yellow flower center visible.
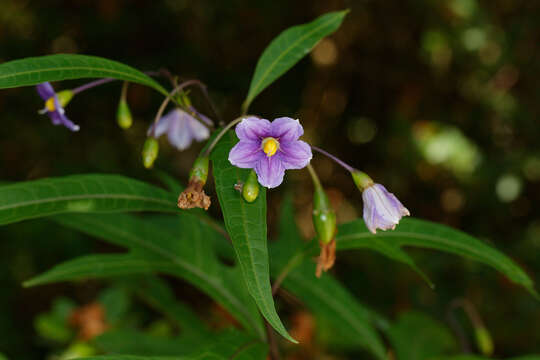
[261,137,279,157]
[45,97,56,112]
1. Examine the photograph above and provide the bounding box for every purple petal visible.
[255,155,285,188]
[49,110,80,131]
[271,117,303,142]
[147,109,180,137]
[235,117,271,141]
[277,140,312,169]
[188,106,213,127]
[36,82,55,100]
[185,112,210,142]
[228,140,264,168]
[48,110,63,125]
[362,184,409,234]
[168,111,192,150]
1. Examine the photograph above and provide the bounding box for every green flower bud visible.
[189,156,209,185]
[142,137,159,169]
[475,327,494,356]
[242,170,260,203]
[116,99,133,129]
[351,170,374,191]
[56,90,74,107]
[313,187,336,244]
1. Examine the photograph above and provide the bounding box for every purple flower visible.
[36,82,79,131]
[362,183,410,234]
[228,116,312,188]
[148,108,210,151]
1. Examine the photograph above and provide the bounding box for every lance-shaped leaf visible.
[0,54,167,95]
[334,218,537,297]
[242,10,348,112]
[0,174,178,226]
[211,131,295,342]
[270,197,387,359]
[25,213,264,339]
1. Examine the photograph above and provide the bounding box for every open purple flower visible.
[228,116,312,188]
[362,183,410,234]
[36,82,79,131]
[148,108,210,151]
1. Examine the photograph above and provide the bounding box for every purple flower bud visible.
[228,117,312,188]
[147,108,210,151]
[362,183,410,234]
[36,82,79,132]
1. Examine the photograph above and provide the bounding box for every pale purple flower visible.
[36,82,79,131]
[362,183,410,234]
[228,116,312,188]
[147,108,210,151]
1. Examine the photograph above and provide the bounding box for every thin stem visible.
[71,78,116,95]
[120,81,128,101]
[271,250,305,296]
[202,115,250,157]
[264,320,281,360]
[310,145,356,173]
[306,163,322,190]
[151,79,211,137]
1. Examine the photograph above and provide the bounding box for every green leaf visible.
[242,10,348,112]
[25,213,264,339]
[0,54,167,95]
[270,196,387,359]
[211,131,294,342]
[0,174,178,226]
[387,311,458,360]
[335,218,537,297]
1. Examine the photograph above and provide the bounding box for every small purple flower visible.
[362,183,410,234]
[148,108,210,151]
[228,116,312,188]
[36,82,79,131]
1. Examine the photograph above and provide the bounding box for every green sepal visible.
[116,99,133,129]
[351,170,374,191]
[56,90,74,107]
[242,170,260,203]
[142,137,159,169]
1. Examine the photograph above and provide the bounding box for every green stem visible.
[202,115,252,157]
[306,163,322,190]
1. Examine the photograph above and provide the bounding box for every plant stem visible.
[310,145,356,173]
[71,78,116,95]
[202,115,250,157]
[306,163,322,189]
[265,320,281,360]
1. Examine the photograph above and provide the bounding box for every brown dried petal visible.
[315,239,336,278]
[178,179,211,210]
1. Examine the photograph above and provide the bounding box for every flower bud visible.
[242,170,260,203]
[117,99,133,129]
[56,90,74,108]
[142,137,159,169]
[475,327,494,356]
[312,187,336,245]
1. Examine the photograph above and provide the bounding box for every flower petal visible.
[277,140,312,169]
[235,116,271,141]
[271,117,303,142]
[147,109,180,137]
[255,155,285,188]
[50,110,80,131]
[168,112,192,150]
[185,112,210,142]
[228,141,263,168]
[362,184,409,234]
[36,82,55,100]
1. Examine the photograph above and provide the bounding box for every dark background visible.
[0,0,539,358]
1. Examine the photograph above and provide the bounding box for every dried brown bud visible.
[315,239,336,278]
[69,302,108,340]
[178,179,211,210]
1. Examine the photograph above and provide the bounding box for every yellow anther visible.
[261,137,279,157]
[45,97,56,112]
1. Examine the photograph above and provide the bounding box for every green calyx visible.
[189,156,209,185]
[351,170,374,191]
[475,327,494,356]
[242,170,260,203]
[117,99,133,129]
[142,137,159,169]
[56,90,74,107]
[313,187,337,244]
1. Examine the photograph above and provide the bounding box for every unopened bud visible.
[313,187,336,244]
[117,99,133,129]
[242,170,260,203]
[142,137,159,169]
[351,170,374,191]
[56,90,74,107]
[475,327,494,356]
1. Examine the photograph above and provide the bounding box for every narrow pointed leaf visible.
[211,131,295,342]
[243,10,348,111]
[335,218,537,297]
[0,54,167,95]
[0,174,178,226]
